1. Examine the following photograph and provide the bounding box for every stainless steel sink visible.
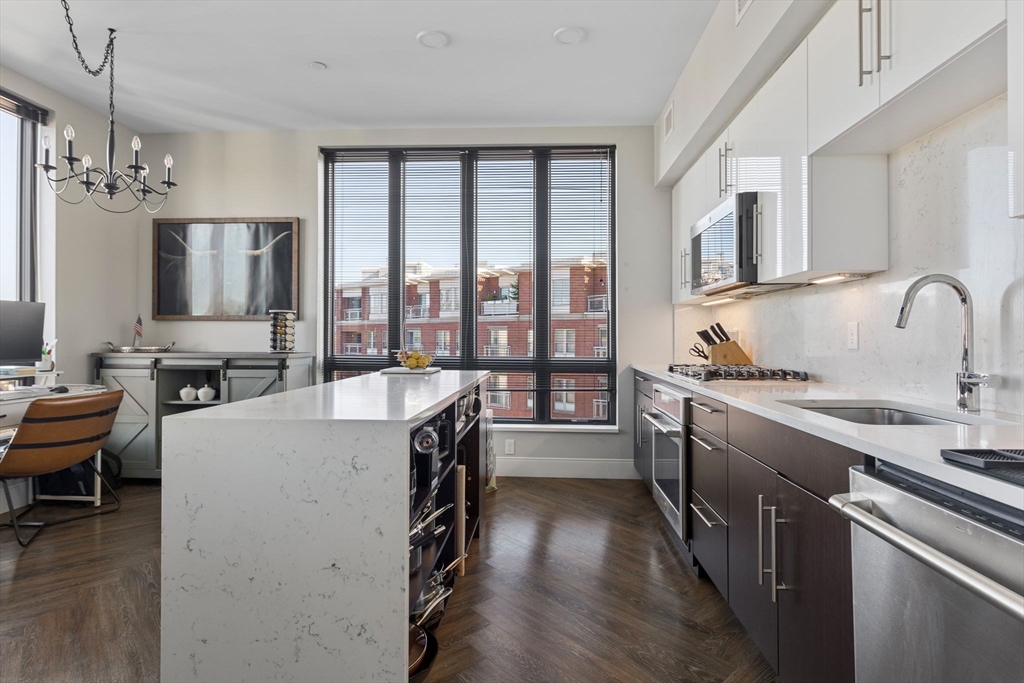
[800,406,967,426]
[779,399,1016,427]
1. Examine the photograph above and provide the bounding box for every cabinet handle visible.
[692,402,717,414]
[876,0,890,72]
[857,0,875,87]
[690,435,717,452]
[758,494,766,586]
[680,249,690,288]
[753,203,762,265]
[718,147,727,197]
[770,505,789,603]
[724,144,734,192]
[691,503,719,528]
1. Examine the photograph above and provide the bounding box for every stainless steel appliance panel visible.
[842,468,1024,683]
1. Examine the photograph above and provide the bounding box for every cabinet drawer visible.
[690,425,728,521]
[691,490,729,600]
[634,371,654,399]
[690,393,727,441]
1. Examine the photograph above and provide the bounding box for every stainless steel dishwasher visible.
[831,465,1024,683]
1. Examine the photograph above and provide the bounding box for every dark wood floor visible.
[1,478,774,683]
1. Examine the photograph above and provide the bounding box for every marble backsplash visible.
[675,96,1024,416]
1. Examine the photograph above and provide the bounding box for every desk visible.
[0,384,108,508]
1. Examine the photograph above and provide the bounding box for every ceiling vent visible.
[663,103,674,140]
[736,0,753,25]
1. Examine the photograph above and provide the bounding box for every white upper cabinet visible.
[1010,0,1024,219]
[755,42,810,283]
[705,129,732,213]
[807,1,881,154]
[878,0,1005,104]
[671,164,705,304]
[729,98,759,195]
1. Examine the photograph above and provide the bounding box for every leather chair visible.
[0,390,124,547]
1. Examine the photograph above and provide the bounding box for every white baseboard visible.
[0,477,32,515]
[496,456,640,479]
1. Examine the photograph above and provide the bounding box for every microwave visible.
[690,191,779,297]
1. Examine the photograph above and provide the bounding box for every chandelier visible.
[36,0,176,213]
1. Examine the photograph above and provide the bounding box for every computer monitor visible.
[0,300,45,366]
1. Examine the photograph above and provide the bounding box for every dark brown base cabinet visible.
[727,447,779,672]
[776,477,855,683]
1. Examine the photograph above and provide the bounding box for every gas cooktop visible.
[668,364,810,383]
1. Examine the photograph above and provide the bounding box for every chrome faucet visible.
[895,274,988,412]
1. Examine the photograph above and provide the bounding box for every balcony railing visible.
[593,346,608,358]
[406,343,424,352]
[344,309,362,321]
[406,305,428,319]
[435,346,451,356]
[483,344,511,357]
[365,347,379,356]
[342,343,363,354]
[587,294,608,312]
[481,300,518,316]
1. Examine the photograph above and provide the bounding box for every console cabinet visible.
[93,353,313,478]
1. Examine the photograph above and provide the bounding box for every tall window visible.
[323,147,616,424]
[1,90,46,302]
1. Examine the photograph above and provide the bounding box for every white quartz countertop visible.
[634,365,1024,510]
[164,370,489,425]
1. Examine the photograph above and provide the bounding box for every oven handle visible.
[642,412,681,438]
[830,493,1024,623]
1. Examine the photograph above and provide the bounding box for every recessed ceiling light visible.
[309,61,328,70]
[553,26,586,44]
[417,31,450,48]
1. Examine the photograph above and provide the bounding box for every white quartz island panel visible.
[160,370,488,683]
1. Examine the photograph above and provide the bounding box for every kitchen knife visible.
[714,323,731,342]
[710,326,727,344]
[697,329,716,346]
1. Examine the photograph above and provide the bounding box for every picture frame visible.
[152,217,299,321]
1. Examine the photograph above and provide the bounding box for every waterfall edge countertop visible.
[159,370,489,683]
[635,365,1024,510]
[163,369,490,424]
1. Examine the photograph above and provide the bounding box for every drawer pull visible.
[690,503,719,528]
[692,402,717,414]
[690,435,717,452]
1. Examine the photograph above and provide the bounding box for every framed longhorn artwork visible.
[153,217,299,320]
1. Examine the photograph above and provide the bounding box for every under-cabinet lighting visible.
[701,298,736,306]
[812,275,848,284]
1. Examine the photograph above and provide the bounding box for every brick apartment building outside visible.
[334,257,610,421]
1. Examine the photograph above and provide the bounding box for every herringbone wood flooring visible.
[0,478,774,683]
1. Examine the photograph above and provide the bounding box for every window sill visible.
[492,423,619,434]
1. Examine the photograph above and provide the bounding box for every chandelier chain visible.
[61,0,116,119]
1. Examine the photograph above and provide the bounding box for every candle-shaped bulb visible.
[141,163,149,178]
[81,154,92,169]
[132,135,142,151]
[42,135,51,150]
[64,125,75,141]
[164,154,173,168]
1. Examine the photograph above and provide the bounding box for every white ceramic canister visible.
[197,384,216,402]
[179,384,198,401]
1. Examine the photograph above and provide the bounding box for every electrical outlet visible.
[504,439,515,455]
[847,322,859,350]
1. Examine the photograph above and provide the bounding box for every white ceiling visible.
[0,0,716,134]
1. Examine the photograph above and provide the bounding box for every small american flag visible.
[134,315,143,339]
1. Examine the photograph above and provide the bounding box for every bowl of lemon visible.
[386,349,439,374]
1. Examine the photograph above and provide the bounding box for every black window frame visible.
[321,145,617,425]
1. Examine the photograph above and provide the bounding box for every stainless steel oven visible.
[691,191,775,296]
[644,384,691,540]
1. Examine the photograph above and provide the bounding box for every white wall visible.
[140,125,673,477]
[0,66,141,511]
[676,97,1024,417]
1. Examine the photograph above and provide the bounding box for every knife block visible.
[709,340,753,365]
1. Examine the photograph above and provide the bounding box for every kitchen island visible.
[160,370,489,682]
